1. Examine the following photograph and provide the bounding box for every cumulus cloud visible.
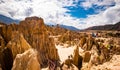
[0,0,81,28]
[79,0,120,29]
[80,5,120,29]
[0,0,120,29]
[81,0,115,9]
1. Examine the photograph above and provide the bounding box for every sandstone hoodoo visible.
[73,46,83,70]
[6,32,31,59]
[0,47,13,70]
[12,49,40,70]
[0,16,120,70]
[18,17,60,68]
[0,17,60,70]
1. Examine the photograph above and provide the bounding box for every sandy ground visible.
[42,45,80,70]
[90,55,120,70]
[56,45,75,63]
[56,45,84,62]
[42,45,75,70]
[42,44,120,70]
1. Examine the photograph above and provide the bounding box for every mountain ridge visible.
[0,14,19,24]
[0,14,79,31]
[86,22,120,31]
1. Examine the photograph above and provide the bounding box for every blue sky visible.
[65,6,96,18]
[65,0,116,18]
[0,0,120,29]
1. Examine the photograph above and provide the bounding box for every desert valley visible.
[0,17,120,70]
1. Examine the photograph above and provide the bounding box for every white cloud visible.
[82,5,120,29]
[114,0,120,5]
[0,0,82,29]
[0,0,120,29]
[76,0,120,29]
[81,0,115,9]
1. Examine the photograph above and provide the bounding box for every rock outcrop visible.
[0,34,5,47]
[90,55,120,70]
[0,22,6,27]
[0,16,60,70]
[73,46,83,70]
[18,17,60,67]
[0,24,18,44]
[83,51,91,62]
[6,32,31,59]
[12,49,40,70]
[0,47,13,70]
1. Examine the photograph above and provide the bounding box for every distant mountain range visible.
[0,15,19,24]
[58,25,79,31]
[86,22,120,31]
[0,14,79,31]
[1,14,120,31]
[48,24,80,31]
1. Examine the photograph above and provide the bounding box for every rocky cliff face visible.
[0,47,13,70]
[18,17,60,67]
[73,46,83,70]
[0,16,60,70]
[6,32,31,59]
[0,22,6,27]
[12,49,40,70]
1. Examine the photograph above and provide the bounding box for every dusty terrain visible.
[0,17,120,70]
